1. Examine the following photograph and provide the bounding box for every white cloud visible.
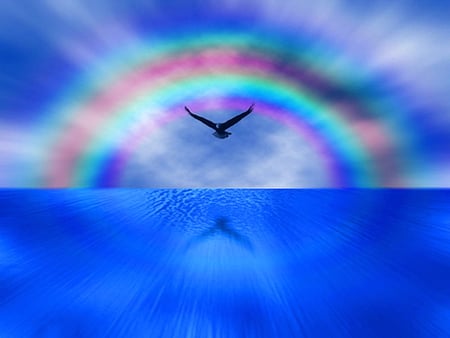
[1,0,449,187]
[120,114,333,187]
[0,125,44,186]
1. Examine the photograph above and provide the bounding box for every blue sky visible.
[0,0,449,187]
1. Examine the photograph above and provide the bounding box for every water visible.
[0,189,449,337]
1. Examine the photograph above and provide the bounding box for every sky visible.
[0,0,449,187]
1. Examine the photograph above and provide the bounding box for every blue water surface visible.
[0,189,449,337]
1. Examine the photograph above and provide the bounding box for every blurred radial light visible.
[0,189,449,337]
[0,0,449,187]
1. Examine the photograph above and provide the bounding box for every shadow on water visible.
[2,190,450,337]
[184,217,253,252]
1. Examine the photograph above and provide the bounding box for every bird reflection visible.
[185,217,253,252]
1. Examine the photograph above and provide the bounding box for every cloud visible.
[0,0,449,187]
[120,113,332,187]
[0,125,44,186]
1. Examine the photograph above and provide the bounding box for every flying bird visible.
[185,104,254,138]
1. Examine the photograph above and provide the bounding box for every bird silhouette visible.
[185,104,254,138]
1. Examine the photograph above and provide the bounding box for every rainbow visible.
[34,30,421,187]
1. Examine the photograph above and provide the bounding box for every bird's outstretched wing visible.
[185,106,216,130]
[221,104,254,130]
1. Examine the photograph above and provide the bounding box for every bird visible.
[185,104,254,139]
